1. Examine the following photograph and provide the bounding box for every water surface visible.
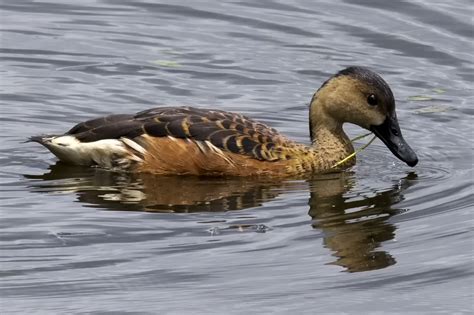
[1,0,473,314]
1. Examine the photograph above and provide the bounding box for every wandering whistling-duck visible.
[31,67,418,177]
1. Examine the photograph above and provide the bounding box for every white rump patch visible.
[43,135,128,167]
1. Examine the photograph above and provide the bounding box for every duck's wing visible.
[66,114,141,140]
[68,106,295,162]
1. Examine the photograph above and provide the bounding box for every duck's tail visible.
[28,135,54,145]
[30,134,145,169]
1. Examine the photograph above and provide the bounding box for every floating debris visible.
[432,88,446,94]
[208,226,221,236]
[408,95,433,101]
[150,60,180,67]
[207,224,272,235]
[415,105,453,114]
[254,224,271,233]
[228,223,272,233]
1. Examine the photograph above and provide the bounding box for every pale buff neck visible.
[307,93,355,170]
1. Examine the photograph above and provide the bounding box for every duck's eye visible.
[367,94,378,106]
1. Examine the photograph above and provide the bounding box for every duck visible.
[30,66,418,177]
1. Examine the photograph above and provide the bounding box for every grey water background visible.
[0,0,473,313]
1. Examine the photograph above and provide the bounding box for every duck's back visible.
[32,106,304,176]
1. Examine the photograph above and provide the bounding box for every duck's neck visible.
[309,123,354,169]
[307,94,355,170]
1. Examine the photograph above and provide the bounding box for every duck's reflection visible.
[308,172,417,272]
[25,162,293,212]
[25,162,417,272]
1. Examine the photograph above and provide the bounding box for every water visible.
[1,0,473,313]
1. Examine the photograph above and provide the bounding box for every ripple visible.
[410,164,452,182]
[1,0,473,313]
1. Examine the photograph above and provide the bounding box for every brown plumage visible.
[31,67,418,177]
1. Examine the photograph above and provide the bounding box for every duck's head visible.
[310,66,418,167]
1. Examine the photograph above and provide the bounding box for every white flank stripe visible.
[121,137,146,155]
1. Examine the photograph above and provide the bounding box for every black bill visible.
[370,115,418,167]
